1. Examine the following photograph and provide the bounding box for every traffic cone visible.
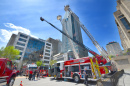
[20,81,23,86]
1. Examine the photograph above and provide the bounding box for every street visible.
[11,76,97,86]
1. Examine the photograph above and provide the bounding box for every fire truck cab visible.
[54,57,109,83]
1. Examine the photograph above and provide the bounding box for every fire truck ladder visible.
[64,5,110,62]
[40,17,101,61]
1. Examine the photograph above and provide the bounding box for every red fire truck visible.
[53,57,110,83]
[0,58,17,86]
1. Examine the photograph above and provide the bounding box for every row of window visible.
[18,38,26,42]
[44,61,49,63]
[20,34,28,39]
[118,15,130,30]
[15,46,24,51]
[17,42,25,46]
[45,53,50,56]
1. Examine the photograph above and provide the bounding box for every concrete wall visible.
[112,55,130,70]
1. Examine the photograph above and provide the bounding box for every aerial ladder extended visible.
[64,5,110,62]
[40,17,107,65]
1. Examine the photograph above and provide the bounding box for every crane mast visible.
[64,5,109,62]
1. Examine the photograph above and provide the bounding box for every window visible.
[45,53,50,56]
[20,52,23,55]
[44,61,49,63]
[45,50,50,53]
[46,46,50,49]
[7,61,12,70]
[44,57,50,60]
[18,38,26,42]
[118,15,124,18]
[17,42,25,46]
[46,43,51,46]
[120,17,130,30]
[15,46,24,51]
[72,66,79,72]
[20,34,28,38]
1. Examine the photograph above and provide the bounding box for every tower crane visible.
[40,17,107,65]
[64,5,110,62]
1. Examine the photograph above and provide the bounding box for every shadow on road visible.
[50,78,97,85]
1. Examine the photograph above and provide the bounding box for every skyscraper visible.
[61,10,88,58]
[106,42,122,56]
[114,0,130,50]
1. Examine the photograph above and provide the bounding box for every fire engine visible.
[40,5,116,83]
[53,57,109,83]
[0,58,17,86]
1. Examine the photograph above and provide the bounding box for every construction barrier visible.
[97,69,124,86]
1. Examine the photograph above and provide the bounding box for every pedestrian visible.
[84,67,88,86]
[37,70,40,80]
[29,69,33,80]
[32,70,37,81]
[26,70,29,79]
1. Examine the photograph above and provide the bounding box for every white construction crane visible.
[64,5,109,61]
[57,15,80,59]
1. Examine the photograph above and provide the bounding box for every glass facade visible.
[23,37,45,62]
[120,17,130,30]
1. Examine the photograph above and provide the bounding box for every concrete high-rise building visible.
[114,0,130,50]
[46,37,62,59]
[61,10,88,58]
[106,42,122,56]
[7,32,52,69]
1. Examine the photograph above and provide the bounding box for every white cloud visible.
[0,23,37,42]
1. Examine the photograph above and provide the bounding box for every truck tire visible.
[7,77,15,86]
[74,75,80,83]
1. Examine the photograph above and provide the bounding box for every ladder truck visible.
[40,18,110,82]
[64,5,110,62]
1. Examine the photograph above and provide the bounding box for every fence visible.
[97,70,124,86]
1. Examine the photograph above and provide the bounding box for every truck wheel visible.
[7,77,15,86]
[74,75,80,83]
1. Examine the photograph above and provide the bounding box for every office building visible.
[7,32,52,69]
[114,0,130,50]
[46,38,62,59]
[106,42,122,56]
[61,9,88,58]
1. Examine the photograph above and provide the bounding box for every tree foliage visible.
[49,60,57,67]
[36,61,45,66]
[0,46,20,60]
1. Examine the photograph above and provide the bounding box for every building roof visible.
[107,41,117,45]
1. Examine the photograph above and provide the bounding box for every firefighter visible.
[84,67,88,86]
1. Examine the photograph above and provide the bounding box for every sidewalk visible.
[118,69,130,86]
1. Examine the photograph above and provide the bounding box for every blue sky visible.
[0,0,121,55]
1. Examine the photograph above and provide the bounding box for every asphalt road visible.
[12,76,97,86]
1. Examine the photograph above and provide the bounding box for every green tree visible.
[36,61,43,67]
[1,46,20,60]
[0,47,4,57]
[49,60,57,67]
